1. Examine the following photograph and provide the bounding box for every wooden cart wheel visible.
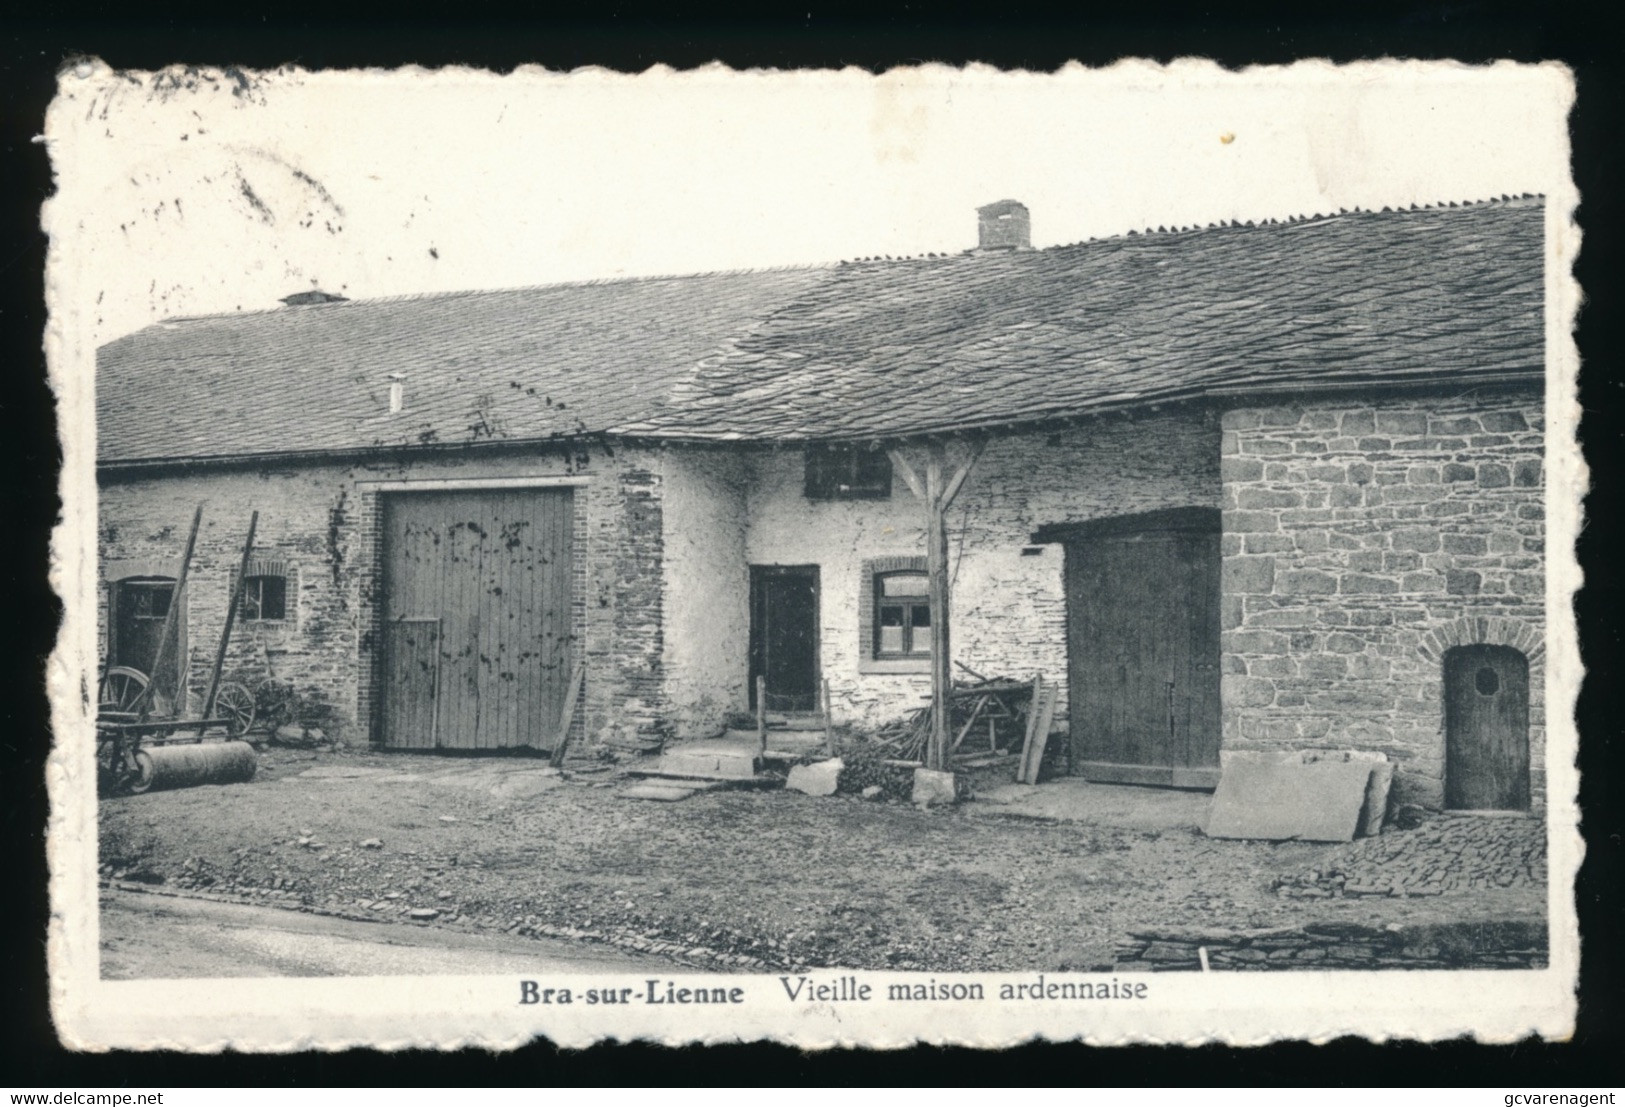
[98,666,149,712]
[124,750,156,795]
[214,681,257,737]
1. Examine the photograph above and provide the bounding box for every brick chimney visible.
[977,200,1030,250]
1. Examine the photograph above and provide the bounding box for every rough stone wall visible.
[98,442,668,747]
[660,447,751,738]
[1219,390,1545,809]
[743,411,1220,727]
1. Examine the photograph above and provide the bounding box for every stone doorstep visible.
[644,744,761,781]
[722,728,828,751]
[620,781,721,802]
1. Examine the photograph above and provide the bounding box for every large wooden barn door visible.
[1062,509,1221,788]
[1444,644,1530,811]
[381,489,575,750]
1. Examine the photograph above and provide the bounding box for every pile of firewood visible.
[871,668,1034,763]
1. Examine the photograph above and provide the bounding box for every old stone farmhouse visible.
[96,196,1549,811]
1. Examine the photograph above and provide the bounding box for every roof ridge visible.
[1053,192,1543,248]
[146,260,843,330]
[136,193,1541,334]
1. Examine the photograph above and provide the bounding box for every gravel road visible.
[100,885,677,978]
[98,748,1545,975]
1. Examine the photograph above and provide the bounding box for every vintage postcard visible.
[44,59,1581,1050]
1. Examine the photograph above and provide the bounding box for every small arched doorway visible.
[1443,644,1530,810]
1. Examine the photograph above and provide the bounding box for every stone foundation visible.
[1113,919,1547,971]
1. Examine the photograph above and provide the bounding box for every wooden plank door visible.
[383,618,440,750]
[1065,526,1221,788]
[1444,644,1531,810]
[381,489,575,750]
[110,577,186,709]
[749,566,820,712]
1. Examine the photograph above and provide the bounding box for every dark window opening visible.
[1475,666,1500,696]
[874,571,931,658]
[123,580,172,620]
[242,575,288,621]
[805,445,892,501]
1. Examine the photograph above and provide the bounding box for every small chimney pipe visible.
[388,373,406,414]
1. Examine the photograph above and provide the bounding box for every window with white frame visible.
[858,555,935,672]
[874,571,931,658]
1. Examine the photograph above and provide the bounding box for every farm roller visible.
[125,740,259,793]
[98,506,265,796]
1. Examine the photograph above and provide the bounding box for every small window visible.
[242,575,288,621]
[805,445,892,501]
[874,571,931,658]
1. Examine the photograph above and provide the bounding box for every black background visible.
[4,2,1620,1087]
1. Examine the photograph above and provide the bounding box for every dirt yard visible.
[98,747,1546,975]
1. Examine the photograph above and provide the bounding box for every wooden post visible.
[756,675,768,756]
[132,504,204,721]
[548,662,586,768]
[203,511,258,719]
[822,678,834,758]
[925,443,950,770]
[1018,673,1043,785]
[887,438,986,775]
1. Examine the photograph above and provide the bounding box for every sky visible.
[45,60,1573,349]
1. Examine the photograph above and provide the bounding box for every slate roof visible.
[627,198,1545,441]
[96,267,836,465]
[97,197,1543,465]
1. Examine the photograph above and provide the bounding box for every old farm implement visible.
[97,507,262,795]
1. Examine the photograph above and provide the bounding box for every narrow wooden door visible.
[749,566,820,712]
[1444,644,1530,810]
[1065,524,1222,787]
[381,489,575,750]
[110,577,185,707]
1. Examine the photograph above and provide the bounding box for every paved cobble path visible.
[1274,813,1546,900]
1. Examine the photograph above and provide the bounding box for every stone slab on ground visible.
[1218,748,1394,836]
[969,778,1210,831]
[646,743,760,781]
[1360,761,1396,837]
[620,782,704,802]
[785,758,844,797]
[912,768,957,807]
[620,780,727,802]
[1205,759,1375,841]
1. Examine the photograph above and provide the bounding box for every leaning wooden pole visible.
[203,511,258,719]
[132,504,204,721]
[924,443,951,771]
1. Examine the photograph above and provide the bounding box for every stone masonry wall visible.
[1113,919,1547,972]
[98,442,668,748]
[743,410,1220,728]
[1220,390,1545,809]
